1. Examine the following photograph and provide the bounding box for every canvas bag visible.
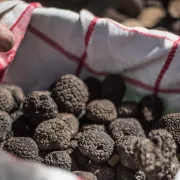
[0,0,180,114]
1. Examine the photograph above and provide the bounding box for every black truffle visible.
[159,113,180,147]
[51,74,89,115]
[57,113,79,137]
[43,151,73,171]
[0,111,12,142]
[118,101,139,118]
[34,118,71,150]
[81,124,106,132]
[139,94,164,129]
[22,91,58,125]
[101,74,125,106]
[3,137,39,160]
[78,130,114,162]
[74,171,97,180]
[109,118,145,140]
[84,77,102,102]
[86,100,117,124]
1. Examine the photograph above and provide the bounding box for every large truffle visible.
[57,113,79,137]
[0,111,12,142]
[3,137,39,160]
[101,74,125,106]
[43,151,73,171]
[78,130,114,162]
[109,118,145,140]
[34,118,71,150]
[51,74,89,115]
[86,100,117,124]
[74,171,97,180]
[22,91,58,125]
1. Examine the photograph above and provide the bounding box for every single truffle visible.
[0,87,17,113]
[74,171,97,180]
[101,74,125,106]
[86,100,117,124]
[51,74,89,115]
[148,129,177,163]
[84,77,102,101]
[87,163,115,180]
[81,124,106,132]
[78,130,114,162]
[34,118,71,150]
[0,111,12,142]
[22,91,58,125]
[115,136,140,170]
[3,137,39,160]
[109,118,145,140]
[159,113,180,147]
[43,151,73,171]
[57,113,79,137]
[118,101,139,118]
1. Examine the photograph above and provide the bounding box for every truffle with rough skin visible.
[34,118,71,150]
[138,95,164,129]
[115,136,140,170]
[148,129,177,163]
[159,113,180,147]
[74,171,97,180]
[0,87,17,113]
[22,91,58,125]
[118,101,139,118]
[43,151,73,171]
[87,163,115,180]
[0,111,12,142]
[51,74,89,115]
[57,113,79,137]
[86,100,117,124]
[81,124,106,132]
[78,130,114,162]
[109,118,145,140]
[3,137,39,160]
[84,77,102,102]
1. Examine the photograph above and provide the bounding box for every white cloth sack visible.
[0,0,180,114]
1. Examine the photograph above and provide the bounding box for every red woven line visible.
[76,17,99,76]
[103,18,175,42]
[154,37,180,94]
[28,25,80,62]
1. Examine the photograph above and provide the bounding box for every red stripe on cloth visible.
[154,37,180,94]
[75,17,99,76]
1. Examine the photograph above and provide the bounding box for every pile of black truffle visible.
[0,74,179,180]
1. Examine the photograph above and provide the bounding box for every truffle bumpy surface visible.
[22,91,58,124]
[81,124,106,132]
[51,74,89,114]
[34,118,71,150]
[78,130,114,162]
[74,171,97,180]
[86,100,117,124]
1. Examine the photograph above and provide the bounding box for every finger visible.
[0,22,14,52]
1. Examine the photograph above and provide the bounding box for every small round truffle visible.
[81,124,106,132]
[118,101,139,118]
[3,137,39,160]
[101,74,125,106]
[43,151,73,171]
[78,130,114,162]
[0,87,17,113]
[51,74,89,115]
[84,77,102,102]
[139,95,164,128]
[109,118,145,140]
[57,113,79,137]
[87,163,115,180]
[22,91,58,125]
[0,111,12,142]
[86,100,117,124]
[34,118,71,150]
[74,171,97,180]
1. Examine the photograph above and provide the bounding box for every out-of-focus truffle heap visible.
[0,73,180,180]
